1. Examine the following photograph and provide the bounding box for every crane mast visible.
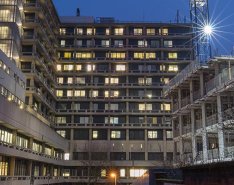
[190,0,211,63]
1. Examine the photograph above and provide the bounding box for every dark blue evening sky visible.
[53,0,234,55]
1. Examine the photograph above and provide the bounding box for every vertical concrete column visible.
[191,109,197,160]
[29,137,33,150]
[178,88,182,109]
[9,157,16,176]
[144,129,148,160]
[163,129,167,161]
[190,80,194,103]
[27,160,33,176]
[12,130,17,145]
[201,103,208,162]
[217,95,225,159]
[69,129,74,160]
[200,72,204,97]
[126,129,130,160]
[179,115,183,158]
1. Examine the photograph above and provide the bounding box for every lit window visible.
[111,131,121,138]
[90,90,98,98]
[110,117,119,124]
[160,65,166,71]
[164,40,173,48]
[101,169,106,177]
[87,28,93,35]
[146,28,155,35]
[77,28,83,35]
[76,52,93,59]
[56,90,63,97]
[130,169,147,177]
[168,65,178,72]
[64,153,70,160]
[139,104,152,111]
[148,131,158,139]
[67,90,73,97]
[120,169,126,177]
[134,28,143,35]
[74,90,86,97]
[166,131,173,139]
[134,52,144,59]
[64,65,73,71]
[64,52,72,58]
[76,77,85,84]
[101,40,110,47]
[67,77,73,84]
[92,131,98,139]
[56,130,66,138]
[105,90,119,98]
[168,52,178,59]
[16,136,29,149]
[57,77,63,84]
[0,26,10,39]
[60,40,65,47]
[116,64,126,71]
[60,28,66,35]
[145,78,152,85]
[159,28,168,35]
[76,65,82,71]
[161,103,171,111]
[105,77,119,84]
[161,77,170,84]
[56,65,62,71]
[0,128,12,144]
[114,28,124,35]
[147,117,158,124]
[87,64,95,72]
[138,40,147,47]
[106,28,110,35]
[107,52,126,59]
[145,53,156,59]
[56,117,66,124]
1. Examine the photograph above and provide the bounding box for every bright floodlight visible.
[203,25,213,35]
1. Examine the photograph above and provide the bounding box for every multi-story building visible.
[54,16,193,182]
[164,57,234,185]
[0,0,194,184]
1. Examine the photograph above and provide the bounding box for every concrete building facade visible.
[0,0,194,184]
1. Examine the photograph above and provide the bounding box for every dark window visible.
[74,129,89,140]
[91,152,107,160]
[129,130,145,140]
[148,152,164,161]
[166,152,173,161]
[73,152,89,160]
[130,152,145,160]
[92,129,107,140]
[110,152,126,160]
